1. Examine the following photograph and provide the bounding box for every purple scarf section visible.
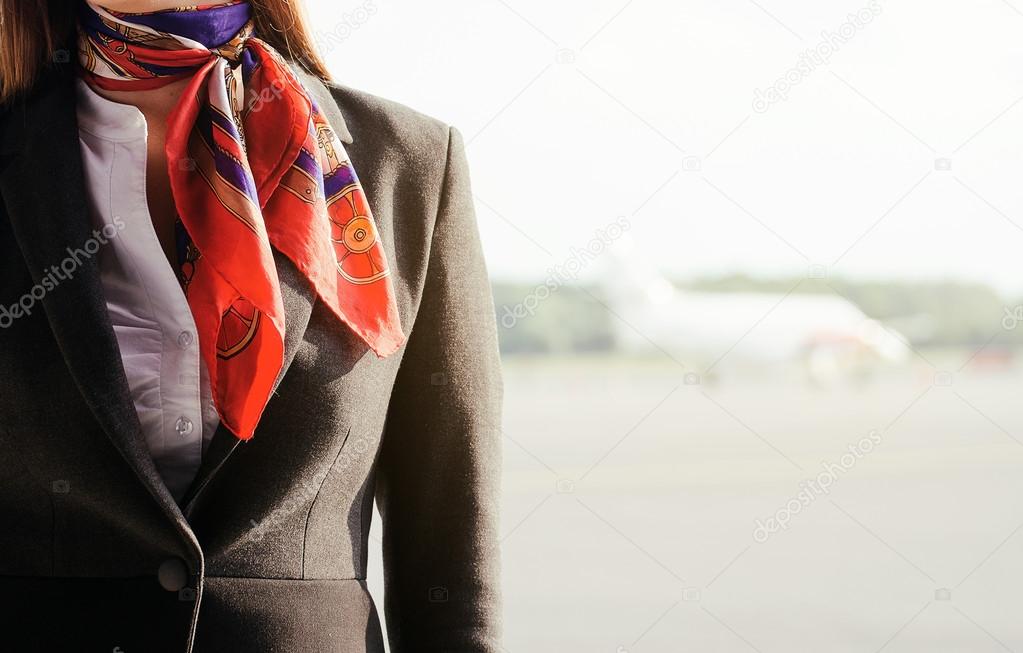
[79,1,252,49]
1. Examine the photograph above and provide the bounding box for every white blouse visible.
[75,77,220,501]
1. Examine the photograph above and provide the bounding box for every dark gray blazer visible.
[0,55,502,653]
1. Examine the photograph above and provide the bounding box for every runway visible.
[371,352,1023,651]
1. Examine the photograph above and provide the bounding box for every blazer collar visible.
[291,64,354,145]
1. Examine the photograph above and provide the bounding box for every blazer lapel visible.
[0,63,192,533]
[181,67,349,513]
[181,251,317,513]
[0,61,353,516]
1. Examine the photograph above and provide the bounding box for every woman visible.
[0,1,502,651]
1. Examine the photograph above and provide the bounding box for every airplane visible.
[591,235,912,384]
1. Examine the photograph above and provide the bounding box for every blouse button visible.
[177,331,194,348]
[175,417,194,436]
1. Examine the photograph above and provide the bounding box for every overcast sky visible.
[306,0,1023,298]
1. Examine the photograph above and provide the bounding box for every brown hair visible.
[0,0,332,103]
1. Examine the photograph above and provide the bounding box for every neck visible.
[88,76,191,119]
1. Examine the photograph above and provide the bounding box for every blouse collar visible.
[74,76,148,142]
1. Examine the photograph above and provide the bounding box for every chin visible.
[96,1,233,11]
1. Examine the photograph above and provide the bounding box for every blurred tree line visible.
[492,276,1023,355]
[492,284,616,355]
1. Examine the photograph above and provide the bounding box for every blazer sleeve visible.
[375,126,504,651]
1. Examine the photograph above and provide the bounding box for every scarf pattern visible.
[77,1,405,440]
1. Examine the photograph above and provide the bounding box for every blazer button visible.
[157,558,189,592]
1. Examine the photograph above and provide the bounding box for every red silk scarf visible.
[77,1,404,440]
